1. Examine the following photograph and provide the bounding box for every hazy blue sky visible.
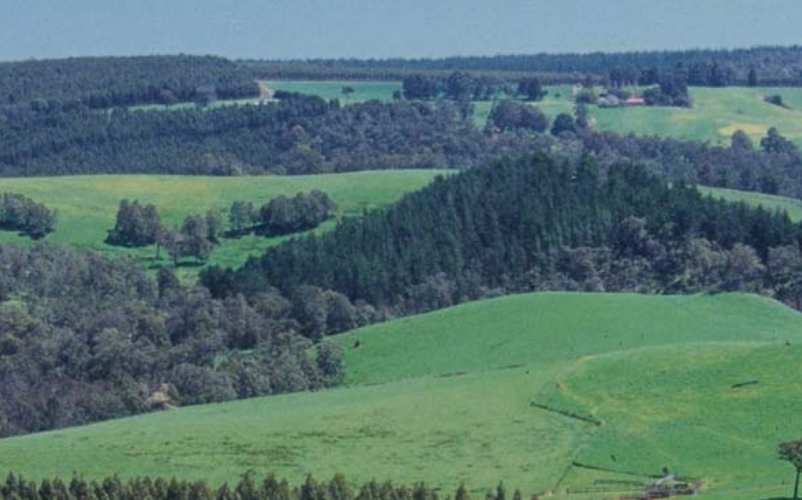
[2,0,801,61]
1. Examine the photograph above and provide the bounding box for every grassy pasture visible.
[535,342,802,499]
[0,171,442,277]
[1,292,800,500]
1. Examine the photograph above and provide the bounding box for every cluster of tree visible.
[248,46,802,86]
[579,127,802,198]
[764,94,788,108]
[230,191,337,237]
[0,242,362,437]
[401,72,515,101]
[106,200,224,264]
[486,101,549,133]
[401,73,546,102]
[609,61,734,89]
[604,63,691,107]
[0,473,531,500]
[0,193,57,239]
[202,156,802,319]
[106,199,162,247]
[0,55,259,109]
[159,211,223,264]
[488,105,583,138]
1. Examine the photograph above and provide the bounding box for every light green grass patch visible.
[0,171,442,278]
[535,342,802,498]
[0,366,589,495]
[336,292,802,385]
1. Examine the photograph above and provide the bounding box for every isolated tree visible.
[160,227,183,266]
[205,209,223,243]
[780,439,802,500]
[181,215,212,262]
[731,130,754,152]
[551,113,577,137]
[574,104,591,130]
[517,77,545,101]
[228,201,255,233]
[340,86,355,97]
[748,68,759,87]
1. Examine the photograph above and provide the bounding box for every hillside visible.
[0,292,800,500]
[334,292,802,385]
[703,186,802,222]
[0,171,442,276]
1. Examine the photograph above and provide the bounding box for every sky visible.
[1,0,801,61]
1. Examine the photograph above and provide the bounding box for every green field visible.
[592,86,802,146]
[0,171,442,277]
[1,292,800,500]
[481,86,802,146]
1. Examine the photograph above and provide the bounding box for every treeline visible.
[243,59,577,84]
[0,242,373,437]
[203,155,802,316]
[105,192,336,264]
[0,192,57,239]
[246,45,802,86]
[0,95,512,176]
[7,93,802,202]
[0,473,535,500]
[0,55,259,109]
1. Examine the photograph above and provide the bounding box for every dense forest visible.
[0,243,368,437]
[0,96,512,176]
[246,45,802,86]
[0,55,259,109]
[204,155,802,316]
[3,95,802,202]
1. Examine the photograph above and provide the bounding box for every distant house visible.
[625,97,645,106]
[571,84,583,97]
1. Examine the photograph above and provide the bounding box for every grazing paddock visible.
[1,292,800,500]
[0,171,442,277]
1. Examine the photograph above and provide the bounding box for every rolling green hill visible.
[1,292,800,500]
[0,171,442,277]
